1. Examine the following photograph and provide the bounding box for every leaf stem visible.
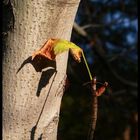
[82,51,93,81]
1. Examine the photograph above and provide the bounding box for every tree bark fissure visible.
[2,0,80,139]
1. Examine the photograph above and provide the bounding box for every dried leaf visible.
[96,82,108,96]
[32,39,83,62]
[32,39,57,60]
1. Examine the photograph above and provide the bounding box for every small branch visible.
[73,22,88,37]
[81,17,125,30]
[82,24,103,29]
[88,77,98,140]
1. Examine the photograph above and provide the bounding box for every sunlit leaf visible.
[32,38,83,62]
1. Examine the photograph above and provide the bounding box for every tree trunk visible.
[2,0,80,139]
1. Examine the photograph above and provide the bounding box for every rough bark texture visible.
[2,0,80,139]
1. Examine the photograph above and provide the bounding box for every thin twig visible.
[73,22,88,37]
[88,77,98,140]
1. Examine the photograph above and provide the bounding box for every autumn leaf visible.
[96,82,108,96]
[32,39,56,61]
[32,38,93,80]
[32,38,83,62]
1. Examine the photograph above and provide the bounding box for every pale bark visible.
[2,0,80,139]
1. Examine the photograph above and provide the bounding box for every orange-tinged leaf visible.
[32,38,83,62]
[32,39,57,61]
[70,48,82,62]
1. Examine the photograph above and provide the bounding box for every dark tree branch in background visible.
[108,46,136,62]
[73,22,137,88]
[73,22,88,38]
[81,18,123,29]
[112,89,137,97]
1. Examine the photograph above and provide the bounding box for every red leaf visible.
[96,82,108,96]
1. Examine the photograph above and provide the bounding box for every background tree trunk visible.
[2,0,80,139]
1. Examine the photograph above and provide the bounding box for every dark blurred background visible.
[58,0,138,140]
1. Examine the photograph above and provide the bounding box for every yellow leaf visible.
[32,38,83,62]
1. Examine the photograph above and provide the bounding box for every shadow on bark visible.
[38,134,43,140]
[36,68,56,96]
[17,56,57,96]
[16,56,56,73]
[30,126,43,140]
[30,72,57,140]
[30,125,36,140]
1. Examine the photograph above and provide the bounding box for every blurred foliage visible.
[58,0,137,140]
